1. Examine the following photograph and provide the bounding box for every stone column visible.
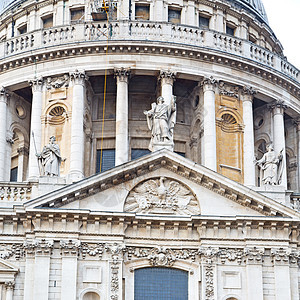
[23,251,35,300]
[0,88,9,181]
[69,70,87,181]
[241,86,256,186]
[215,7,224,32]
[159,70,176,105]
[271,248,291,299]
[60,240,80,300]
[17,146,29,182]
[28,78,44,180]
[270,100,288,189]
[201,77,217,171]
[245,248,264,300]
[4,281,14,300]
[295,119,300,191]
[114,68,130,166]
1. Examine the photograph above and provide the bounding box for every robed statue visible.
[37,136,62,177]
[144,96,176,151]
[255,144,284,186]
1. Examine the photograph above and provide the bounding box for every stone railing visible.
[0,182,32,204]
[0,21,299,82]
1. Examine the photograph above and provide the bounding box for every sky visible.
[262,0,300,69]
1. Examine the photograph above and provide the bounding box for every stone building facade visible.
[0,0,299,299]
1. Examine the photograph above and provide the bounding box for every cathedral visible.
[0,0,299,299]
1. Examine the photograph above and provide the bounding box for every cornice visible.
[0,41,299,101]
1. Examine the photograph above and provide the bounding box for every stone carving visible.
[204,264,214,299]
[24,239,54,256]
[271,248,290,264]
[37,136,62,177]
[29,77,44,92]
[46,74,69,89]
[81,243,105,259]
[219,81,239,98]
[60,240,81,256]
[114,67,130,82]
[124,177,200,215]
[255,144,284,185]
[69,70,88,85]
[244,247,264,263]
[144,96,176,152]
[219,248,244,264]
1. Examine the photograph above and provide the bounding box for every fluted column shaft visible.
[0,88,8,181]
[160,70,176,105]
[69,71,87,181]
[28,78,44,180]
[242,87,256,186]
[272,101,287,189]
[115,68,130,166]
[295,120,300,191]
[202,77,217,171]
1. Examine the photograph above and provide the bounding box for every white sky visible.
[262,0,300,70]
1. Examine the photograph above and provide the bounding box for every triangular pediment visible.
[0,258,18,273]
[23,150,300,219]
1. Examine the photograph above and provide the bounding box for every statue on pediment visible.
[144,96,176,152]
[255,144,284,185]
[37,136,62,177]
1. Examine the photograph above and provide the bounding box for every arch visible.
[9,122,29,146]
[222,295,240,300]
[79,288,101,300]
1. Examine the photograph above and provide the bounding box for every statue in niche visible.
[255,144,284,185]
[144,96,176,151]
[37,136,62,177]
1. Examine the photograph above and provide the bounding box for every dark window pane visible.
[168,8,181,24]
[135,5,150,20]
[199,16,209,28]
[71,8,85,21]
[10,167,18,182]
[134,267,188,300]
[18,24,27,35]
[175,151,185,157]
[42,15,53,29]
[96,149,115,173]
[131,149,150,160]
[226,25,235,36]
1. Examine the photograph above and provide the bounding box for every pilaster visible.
[114,67,130,166]
[4,281,14,300]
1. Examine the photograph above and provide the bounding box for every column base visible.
[67,171,84,183]
[253,185,290,205]
[152,142,174,152]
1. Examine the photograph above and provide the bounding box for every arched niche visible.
[79,288,101,300]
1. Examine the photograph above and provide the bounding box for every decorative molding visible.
[218,81,239,98]
[0,87,10,102]
[60,239,81,256]
[4,281,15,290]
[244,247,264,264]
[81,243,105,259]
[46,74,69,89]
[271,248,290,265]
[124,177,200,215]
[24,239,54,256]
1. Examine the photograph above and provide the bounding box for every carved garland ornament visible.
[124,177,200,215]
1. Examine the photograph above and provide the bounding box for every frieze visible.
[46,74,69,89]
[218,81,239,98]
[124,177,200,215]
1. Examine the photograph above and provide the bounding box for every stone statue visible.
[144,96,176,151]
[38,136,62,177]
[255,144,284,185]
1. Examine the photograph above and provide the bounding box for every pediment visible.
[0,257,18,273]
[24,150,300,219]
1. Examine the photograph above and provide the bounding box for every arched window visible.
[82,292,100,300]
[134,267,188,300]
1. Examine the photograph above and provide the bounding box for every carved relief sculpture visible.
[255,144,284,185]
[144,96,176,152]
[124,177,200,215]
[37,136,62,177]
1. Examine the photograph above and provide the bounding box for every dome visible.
[232,0,268,23]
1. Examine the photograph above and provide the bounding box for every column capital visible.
[201,76,217,92]
[241,86,257,102]
[29,77,44,92]
[244,247,264,264]
[159,70,176,85]
[0,87,10,102]
[5,281,15,290]
[70,70,88,86]
[17,146,29,155]
[268,100,288,115]
[60,239,81,257]
[114,67,131,83]
[271,248,290,266]
[24,239,54,256]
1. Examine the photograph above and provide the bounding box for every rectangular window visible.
[42,15,53,29]
[96,149,115,173]
[131,149,151,160]
[18,24,27,35]
[168,8,181,24]
[10,167,18,182]
[226,25,235,36]
[71,8,85,22]
[135,5,150,20]
[175,151,185,157]
[199,15,209,29]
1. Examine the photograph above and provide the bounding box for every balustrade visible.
[0,183,32,203]
[0,21,298,82]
